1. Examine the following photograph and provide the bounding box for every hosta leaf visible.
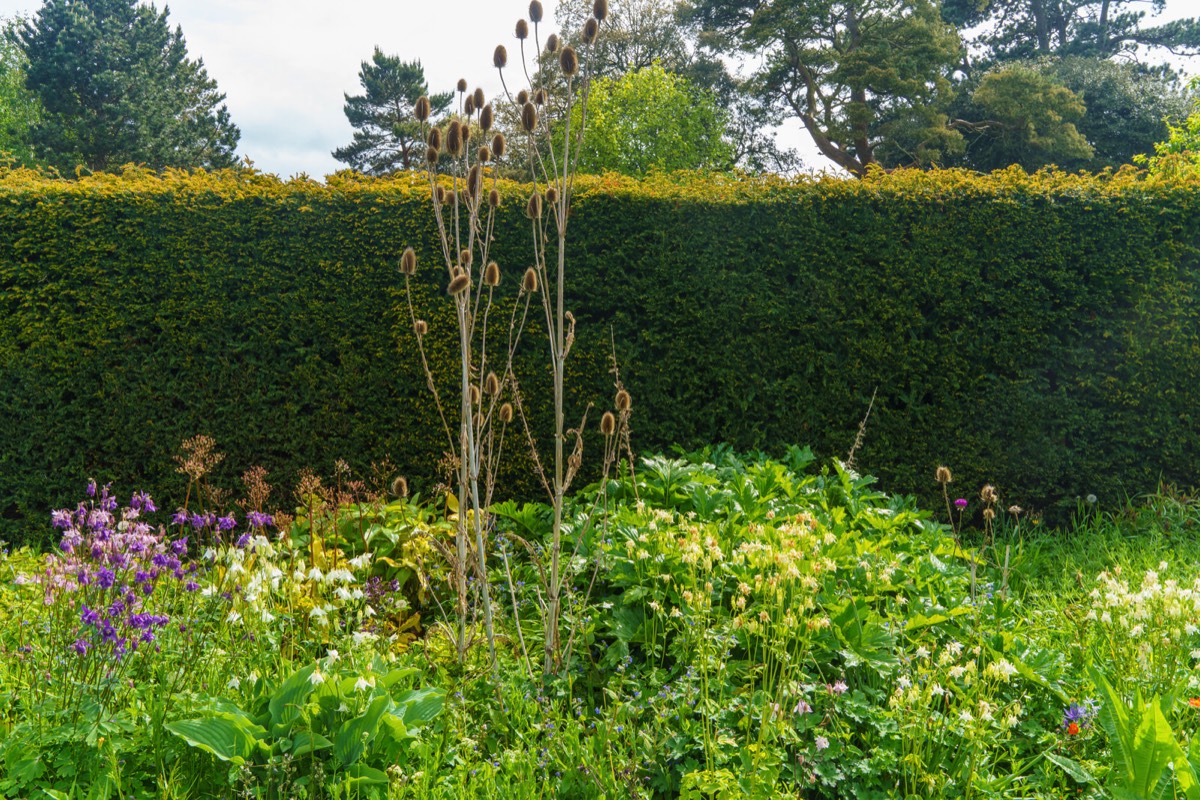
[165,715,262,765]
[269,663,317,733]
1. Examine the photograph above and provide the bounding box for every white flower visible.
[201,585,217,597]
[930,683,945,697]
[354,677,372,692]
[324,649,340,665]
[327,568,356,585]
[260,609,275,623]
[225,610,242,624]
[948,665,966,679]
[814,735,829,751]
[348,554,371,570]
[227,676,241,690]
[307,566,325,582]
[959,709,974,723]
[350,588,365,601]
[915,646,930,659]
[309,606,327,619]
[309,669,325,685]
[352,631,378,646]
[203,548,216,561]
[334,587,353,601]
[364,605,376,618]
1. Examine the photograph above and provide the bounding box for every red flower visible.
[1067,722,1081,736]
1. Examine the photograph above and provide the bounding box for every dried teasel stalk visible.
[484,261,501,287]
[400,247,417,276]
[522,267,539,293]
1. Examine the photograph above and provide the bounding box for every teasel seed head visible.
[464,95,476,116]
[414,319,428,336]
[560,46,579,76]
[488,188,502,208]
[494,45,508,69]
[480,104,494,131]
[532,88,546,107]
[529,0,543,23]
[615,389,632,412]
[427,127,442,150]
[517,90,529,106]
[460,120,471,145]
[467,165,482,198]
[521,101,538,132]
[391,476,409,498]
[982,507,996,522]
[436,186,448,204]
[593,0,609,21]
[600,411,616,437]
[459,248,473,268]
[414,96,431,122]
[545,185,559,204]
[400,246,417,275]
[492,133,506,158]
[546,33,559,53]
[484,261,501,287]
[473,87,485,108]
[485,371,501,395]
[515,19,529,40]
[522,266,539,293]
[582,18,599,44]
[526,191,543,218]
[448,271,471,296]
[469,384,480,406]
[500,402,514,424]
[478,145,491,163]
[935,465,952,484]
[446,120,462,156]
[426,146,439,165]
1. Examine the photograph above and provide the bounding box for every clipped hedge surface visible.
[2,166,1199,540]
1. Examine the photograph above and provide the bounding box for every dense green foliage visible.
[0,18,41,168]
[2,168,1200,543]
[15,0,239,173]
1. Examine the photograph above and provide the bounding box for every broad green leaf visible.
[1046,752,1094,784]
[345,764,390,786]
[381,667,420,690]
[290,731,333,757]
[269,663,317,733]
[396,687,445,726]
[165,715,262,765]
[1090,665,1134,785]
[1130,696,1176,798]
[333,695,393,767]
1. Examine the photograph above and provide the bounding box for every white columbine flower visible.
[354,677,373,692]
[227,676,241,690]
[309,668,325,685]
[226,610,242,624]
[307,566,325,582]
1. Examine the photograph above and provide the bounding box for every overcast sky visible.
[0,0,1197,179]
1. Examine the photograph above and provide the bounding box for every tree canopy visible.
[0,17,41,167]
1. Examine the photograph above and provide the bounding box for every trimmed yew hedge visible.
[2,166,1200,541]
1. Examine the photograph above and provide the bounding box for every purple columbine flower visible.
[184,581,199,592]
[130,491,156,513]
[235,533,251,548]
[246,510,274,528]
[51,509,74,529]
[86,480,97,498]
[217,515,237,531]
[81,606,100,626]
[96,567,115,589]
[71,639,89,656]
[171,537,188,556]
[171,510,189,526]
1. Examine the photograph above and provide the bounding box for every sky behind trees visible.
[0,0,1196,178]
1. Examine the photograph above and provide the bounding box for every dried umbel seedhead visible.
[414,319,428,336]
[448,271,471,296]
[414,95,431,122]
[427,127,442,150]
[515,19,529,40]
[459,248,473,267]
[522,266,539,293]
[485,371,501,395]
[492,133,506,158]
[517,89,529,106]
[469,384,480,405]
[533,88,547,106]
[480,104,494,131]
[529,0,543,23]
[467,165,482,198]
[478,145,492,163]
[484,261,501,286]
[600,411,616,436]
[473,87,485,108]
[526,191,543,218]
[457,78,468,92]
[560,46,579,76]
[521,101,538,133]
[582,17,599,44]
[615,389,632,412]
[593,0,609,21]
[488,188,502,208]
[546,33,560,53]
[391,476,409,498]
[446,120,463,156]
[980,484,998,504]
[935,465,952,484]
[500,402,514,423]
[494,45,508,69]
[545,185,559,204]
[464,95,476,116]
[400,246,417,275]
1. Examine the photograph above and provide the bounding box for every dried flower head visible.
[400,247,417,275]
[582,18,599,44]
[593,0,609,21]
[391,476,409,498]
[517,89,529,105]
[533,88,547,106]
[488,188,502,208]
[600,411,616,436]
[522,267,539,293]
[457,78,468,93]
[615,389,632,412]
[484,261,501,287]
[546,33,560,53]
[427,127,442,150]
[425,146,439,165]
[515,19,529,40]
[470,384,480,405]
[459,248,473,267]
[473,87,485,108]
[545,185,559,204]
[560,46,579,76]
[460,120,471,145]
[521,101,538,133]
[492,133,506,158]
[500,403,514,423]
[485,371,501,395]
[526,191,543,218]
[414,96,431,122]
[467,165,482,198]
[1008,504,1023,516]
[478,145,492,163]
[436,186,447,204]
[176,435,225,481]
[981,484,998,504]
[936,466,952,484]
[480,104,494,131]
[529,1,543,23]
[446,120,463,156]
[464,95,476,116]
[494,45,508,69]
[414,319,428,336]
[448,272,471,296]
[982,508,996,522]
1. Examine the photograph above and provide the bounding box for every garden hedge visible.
[2,165,1199,542]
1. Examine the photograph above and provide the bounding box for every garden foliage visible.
[2,166,1200,540]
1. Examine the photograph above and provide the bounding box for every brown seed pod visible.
[480,104,494,132]
[391,476,409,498]
[522,267,539,293]
[448,272,471,296]
[484,261,500,286]
[469,384,480,405]
[414,319,428,336]
[593,0,608,21]
[494,45,508,69]
[515,19,529,40]
[935,466,952,484]
[529,0,543,23]
[533,88,547,106]
[500,403,514,424]
[582,18,599,44]
[436,186,448,204]
[521,102,538,133]
[414,96,431,122]
[467,165,482,198]
[600,411,616,437]
[615,389,632,412]
[459,248,473,267]
[546,33,559,53]
[473,87,485,108]
[488,188,502,208]
[400,247,417,275]
[478,146,492,163]
[485,371,501,395]
[545,185,559,204]
[517,89,529,106]
[446,120,462,156]
[560,46,579,76]
[492,133,506,158]
[460,120,471,145]
[427,127,442,150]
[464,95,476,116]
[526,191,543,218]
[457,78,468,93]
[426,146,439,165]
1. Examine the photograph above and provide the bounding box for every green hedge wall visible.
[2,166,1200,541]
